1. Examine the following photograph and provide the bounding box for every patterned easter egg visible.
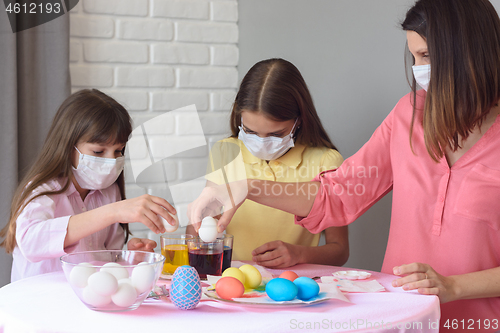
[170,265,202,310]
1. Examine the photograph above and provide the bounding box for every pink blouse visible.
[12,178,125,282]
[296,91,500,330]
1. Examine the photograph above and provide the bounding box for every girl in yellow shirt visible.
[188,58,348,268]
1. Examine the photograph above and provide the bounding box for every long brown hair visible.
[230,58,337,150]
[402,0,500,161]
[0,89,132,253]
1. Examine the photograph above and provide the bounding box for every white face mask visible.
[72,147,125,190]
[412,64,431,91]
[238,119,297,161]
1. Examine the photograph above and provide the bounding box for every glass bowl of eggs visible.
[60,250,165,312]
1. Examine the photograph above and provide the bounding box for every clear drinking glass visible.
[218,234,234,272]
[187,237,224,279]
[160,234,194,276]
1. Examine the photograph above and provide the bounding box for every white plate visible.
[332,270,372,280]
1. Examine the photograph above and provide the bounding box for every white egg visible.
[118,278,132,285]
[69,262,96,288]
[82,286,111,307]
[160,211,179,233]
[111,282,137,308]
[198,216,219,242]
[88,271,118,296]
[131,263,155,294]
[100,262,129,280]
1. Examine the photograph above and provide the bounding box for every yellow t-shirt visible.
[206,137,344,261]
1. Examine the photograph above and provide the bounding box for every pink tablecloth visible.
[0,264,440,333]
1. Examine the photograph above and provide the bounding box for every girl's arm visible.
[252,226,349,268]
[64,194,175,247]
[297,226,349,266]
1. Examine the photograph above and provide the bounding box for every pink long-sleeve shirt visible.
[296,91,500,331]
[11,178,125,282]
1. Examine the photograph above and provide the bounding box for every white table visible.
[0,264,440,333]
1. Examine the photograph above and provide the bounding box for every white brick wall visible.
[69,0,238,247]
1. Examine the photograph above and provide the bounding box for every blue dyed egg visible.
[170,265,202,310]
[265,278,298,301]
[293,277,320,300]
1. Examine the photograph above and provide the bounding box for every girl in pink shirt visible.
[0,89,176,282]
[188,0,500,330]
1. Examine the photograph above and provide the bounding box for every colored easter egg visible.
[279,270,299,282]
[215,276,245,300]
[239,264,262,289]
[293,277,320,300]
[265,278,298,301]
[170,265,202,310]
[222,267,245,285]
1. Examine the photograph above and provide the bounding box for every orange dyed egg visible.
[215,276,245,300]
[279,271,299,281]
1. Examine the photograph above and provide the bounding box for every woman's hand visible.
[127,237,157,252]
[392,262,459,303]
[187,180,248,233]
[110,194,177,234]
[252,241,302,268]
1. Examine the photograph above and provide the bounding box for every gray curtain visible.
[0,7,70,287]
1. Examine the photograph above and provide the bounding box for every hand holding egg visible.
[160,210,179,233]
[198,216,219,242]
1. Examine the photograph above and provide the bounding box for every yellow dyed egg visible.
[222,267,245,285]
[239,264,262,289]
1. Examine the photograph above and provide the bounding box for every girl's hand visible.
[392,262,458,303]
[127,237,157,252]
[187,180,248,233]
[111,194,176,234]
[251,241,302,268]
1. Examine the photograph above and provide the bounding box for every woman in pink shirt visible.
[0,89,176,282]
[188,0,500,330]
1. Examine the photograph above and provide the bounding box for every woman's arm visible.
[247,179,321,217]
[392,263,500,303]
[187,179,321,233]
[189,107,396,233]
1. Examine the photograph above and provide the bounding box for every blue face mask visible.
[238,119,297,160]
